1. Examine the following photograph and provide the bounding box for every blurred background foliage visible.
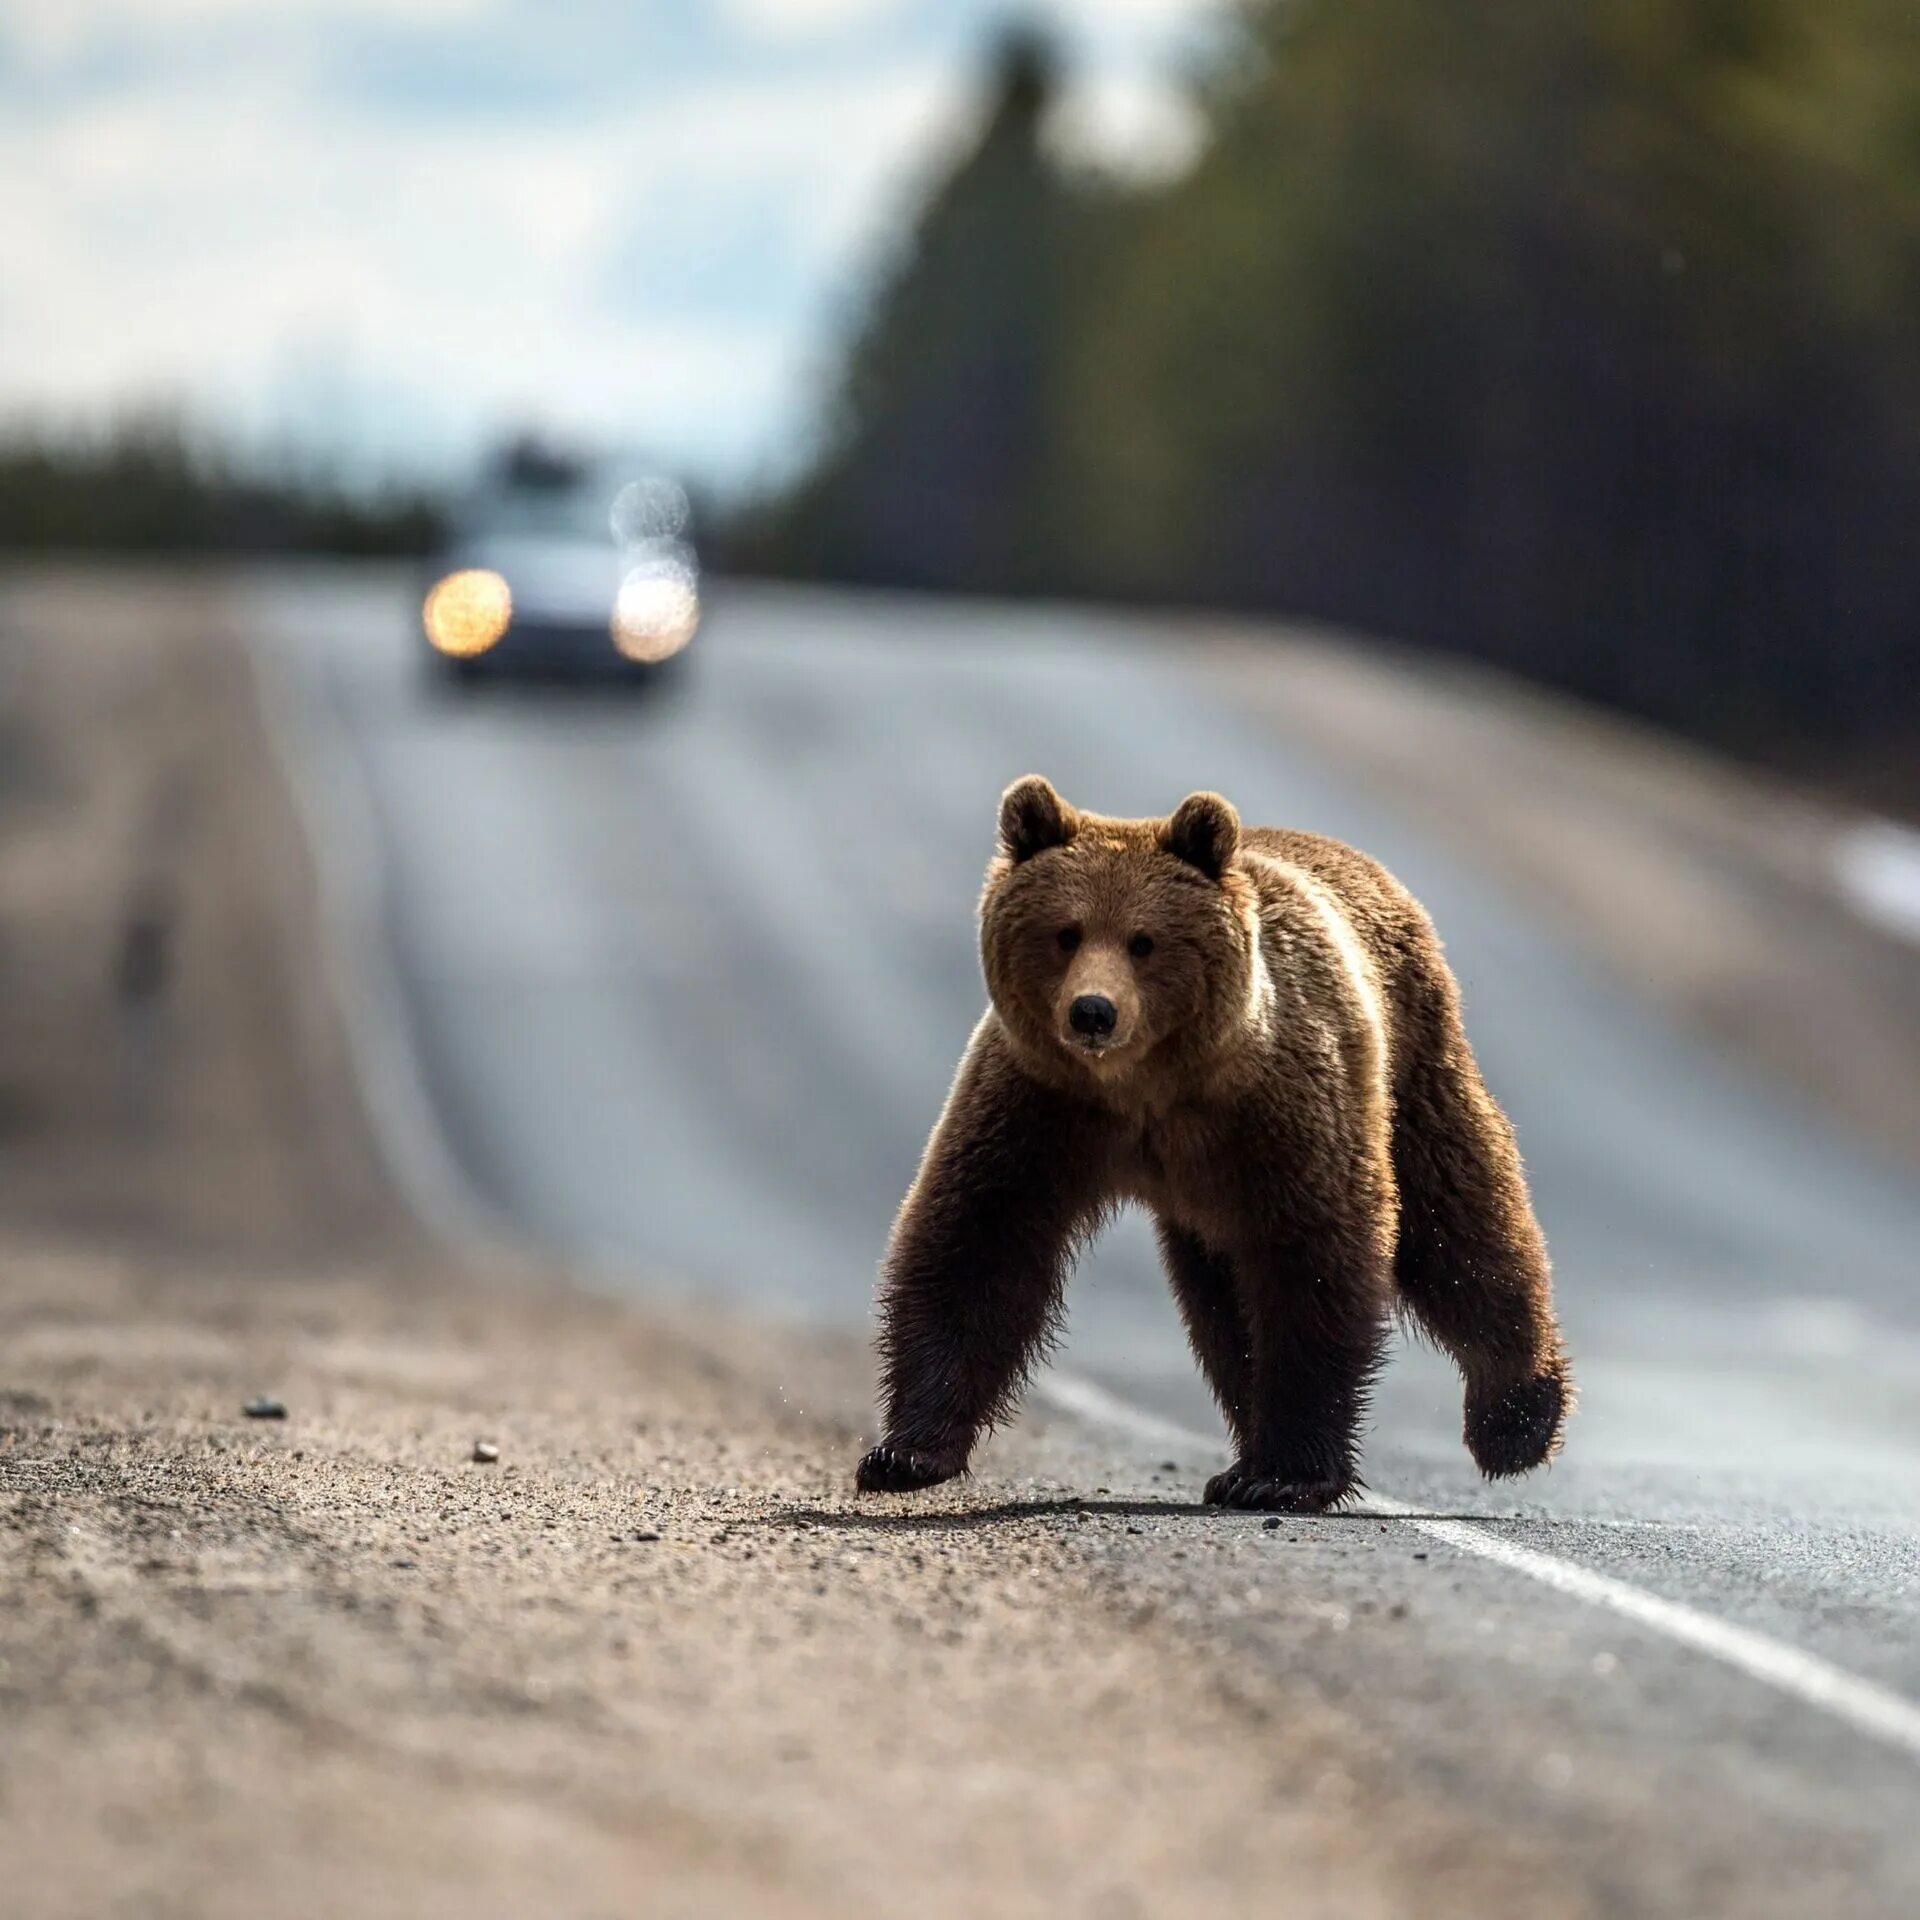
[0,416,441,558]
[743,0,1920,787]
[6,0,1918,792]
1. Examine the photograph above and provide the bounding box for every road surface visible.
[249,568,1920,1912]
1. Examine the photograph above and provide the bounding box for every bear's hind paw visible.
[855,1441,967,1494]
[1466,1367,1568,1478]
[1203,1462,1355,1513]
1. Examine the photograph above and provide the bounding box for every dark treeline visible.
[0,418,442,557]
[740,3,1920,779]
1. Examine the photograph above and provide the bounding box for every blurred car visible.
[421,442,700,684]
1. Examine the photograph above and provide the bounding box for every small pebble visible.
[1412,1551,1428,1561]
[1160,1460,1178,1472]
[1263,1517,1282,1531]
[632,1530,661,1542]
[472,1440,500,1464]
[243,1397,286,1420]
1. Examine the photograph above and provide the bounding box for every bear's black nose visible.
[1069,994,1118,1040]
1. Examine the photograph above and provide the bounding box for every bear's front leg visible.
[858,1019,1104,1496]
[1203,1220,1393,1514]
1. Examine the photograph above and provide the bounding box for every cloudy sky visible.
[1,0,1221,490]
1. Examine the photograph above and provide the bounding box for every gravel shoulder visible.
[2,1247,1596,1920]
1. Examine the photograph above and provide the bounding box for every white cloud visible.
[1039,0,1224,55]
[4,0,488,68]
[1048,67,1205,180]
[1045,0,1221,28]
[717,0,901,44]
[0,49,970,484]
[0,0,1215,484]
[717,0,1229,58]
[648,65,969,258]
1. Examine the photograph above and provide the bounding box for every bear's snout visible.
[1052,951,1140,1059]
[1068,994,1118,1042]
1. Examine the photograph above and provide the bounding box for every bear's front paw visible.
[1466,1367,1568,1478]
[1203,1461,1354,1513]
[855,1441,967,1494]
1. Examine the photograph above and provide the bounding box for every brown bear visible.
[856,776,1571,1512]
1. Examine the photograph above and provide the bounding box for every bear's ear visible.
[1162,791,1240,880]
[998,775,1078,863]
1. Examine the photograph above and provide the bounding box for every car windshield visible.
[461,452,691,550]
[467,478,611,546]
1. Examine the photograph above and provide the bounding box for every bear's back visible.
[1239,823,1456,1076]
[1240,825,1422,941]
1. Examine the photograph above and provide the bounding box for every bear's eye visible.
[1128,932,1155,959]
[1056,926,1082,954]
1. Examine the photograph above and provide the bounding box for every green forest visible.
[747,1,1920,783]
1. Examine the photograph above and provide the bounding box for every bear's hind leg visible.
[1155,1219,1254,1450]
[1203,1224,1392,1514]
[1391,1040,1571,1479]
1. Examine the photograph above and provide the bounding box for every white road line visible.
[1040,1371,1920,1765]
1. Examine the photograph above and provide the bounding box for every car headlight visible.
[611,569,699,662]
[424,569,512,657]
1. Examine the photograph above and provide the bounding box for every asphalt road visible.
[250,569,1920,1912]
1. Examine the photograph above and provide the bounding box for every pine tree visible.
[772,28,1074,592]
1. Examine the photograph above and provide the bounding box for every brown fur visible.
[857,777,1572,1512]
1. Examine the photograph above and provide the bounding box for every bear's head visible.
[980,776,1258,1088]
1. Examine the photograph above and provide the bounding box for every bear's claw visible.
[1203,1462,1354,1513]
[1466,1368,1567,1478]
[855,1441,967,1494]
